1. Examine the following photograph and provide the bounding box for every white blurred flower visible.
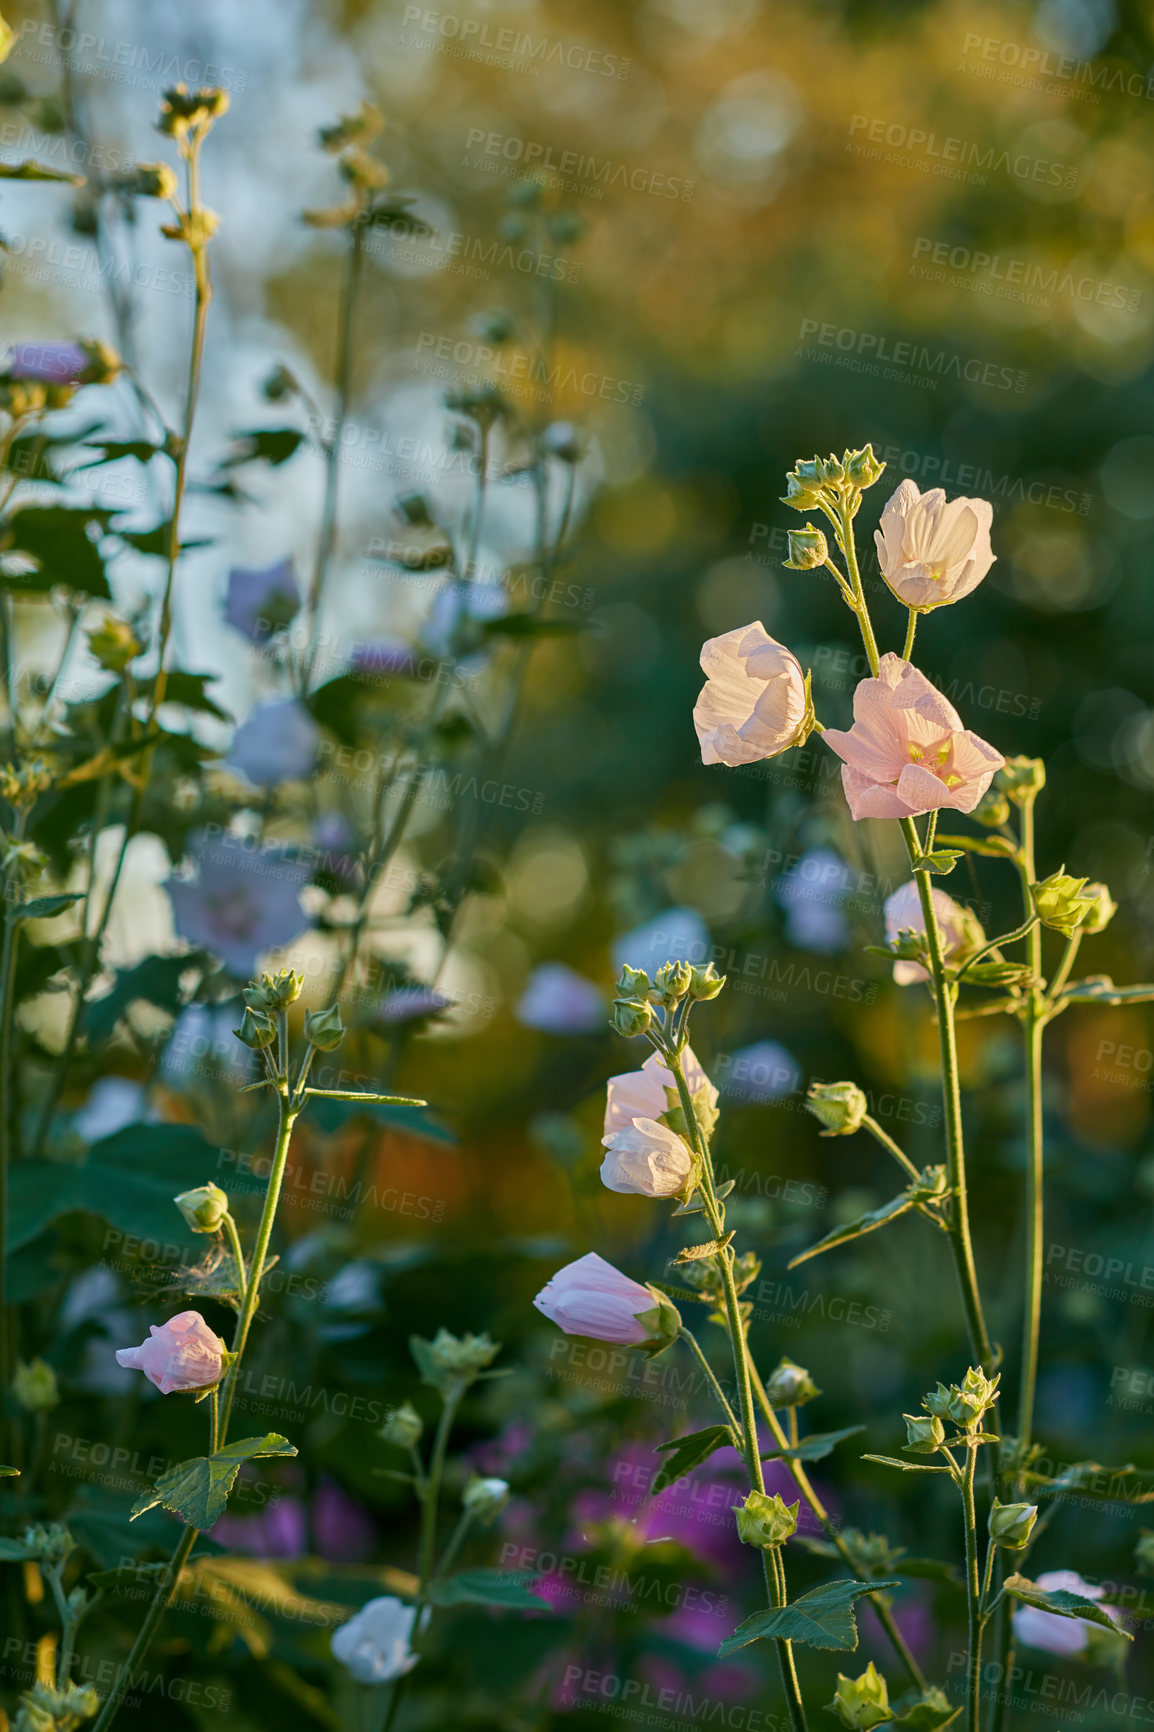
[331,1595,418,1684]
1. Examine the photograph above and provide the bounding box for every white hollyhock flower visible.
[693,622,811,766]
[600,1117,694,1197]
[874,480,995,610]
[331,1596,418,1684]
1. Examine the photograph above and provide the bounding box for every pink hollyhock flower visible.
[166,831,312,977]
[228,700,320,787]
[875,480,995,611]
[884,880,986,985]
[823,653,1004,820]
[115,1310,226,1393]
[693,622,812,766]
[516,963,605,1034]
[533,1253,665,1346]
[604,1047,717,1139]
[224,558,301,642]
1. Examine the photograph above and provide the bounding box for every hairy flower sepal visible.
[784,524,829,570]
[904,1412,945,1453]
[244,968,304,1009]
[733,1490,799,1549]
[765,1357,821,1408]
[611,997,653,1038]
[827,1662,891,1730]
[939,1366,1000,1430]
[1031,870,1099,940]
[989,1498,1038,1549]
[234,1007,276,1051]
[806,1080,867,1136]
[173,1183,229,1234]
[304,1003,345,1051]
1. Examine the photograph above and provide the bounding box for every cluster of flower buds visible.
[0,760,54,810]
[764,1356,821,1408]
[12,1679,99,1732]
[12,1358,59,1414]
[17,1523,74,1567]
[379,1402,424,1449]
[610,960,725,1038]
[1032,870,1114,940]
[411,1327,503,1396]
[998,755,1046,807]
[805,1080,868,1137]
[921,1365,1001,1433]
[781,445,886,518]
[988,1496,1038,1549]
[157,83,230,143]
[173,1182,230,1235]
[827,1662,892,1731]
[733,1489,799,1549]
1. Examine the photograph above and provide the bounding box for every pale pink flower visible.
[823,654,1003,821]
[874,480,995,610]
[533,1252,661,1345]
[884,881,986,985]
[693,622,811,766]
[604,1047,716,1140]
[114,1310,227,1394]
[601,1117,694,1197]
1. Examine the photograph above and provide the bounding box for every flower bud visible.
[426,1329,500,1377]
[247,967,304,1008]
[86,614,141,673]
[77,339,121,385]
[844,445,886,488]
[1081,882,1117,935]
[132,161,179,199]
[904,1412,945,1453]
[1032,870,1098,940]
[922,1382,953,1419]
[818,455,845,483]
[765,1357,820,1408]
[379,1402,423,1449]
[157,83,230,138]
[783,524,828,571]
[988,1498,1038,1549]
[611,998,653,1038]
[972,788,1011,827]
[12,1358,58,1414]
[173,1182,229,1234]
[687,962,725,1001]
[21,1523,73,1566]
[805,1080,867,1137]
[998,755,1046,806]
[462,1475,510,1522]
[615,965,651,1001]
[827,1663,891,1731]
[304,1003,345,1051]
[733,1490,798,1549]
[653,960,693,1003]
[234,1007,277,1050]
[945,1366,1000,1429]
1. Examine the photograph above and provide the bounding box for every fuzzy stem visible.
[902,609,918,661]
[860,1114,922,1184]
[1015,796,1045,1455]
[962,1445,983,1732]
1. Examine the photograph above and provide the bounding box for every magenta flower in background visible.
[212,1495,307,1557]
[224,558,301,642]
[823,653,1004,821]
[166,831,312,977]
[115,1310,226,1393]
[718,1040,800,1103]
[516,963,605,1034]
[775,846,852,953]
[228,700,320,787]
[612,906,709,978]
[9,340,89,384]
[534,1253,661,1345]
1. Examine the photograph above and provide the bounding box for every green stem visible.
[89,1527,198,1732]
[902,609,918,661]
[679,1326,739,1431]
[417,1386,462,1596]
[1015,798,1045,1456]
[962,1445,983,1732]
[0,818,27,1438]
[839,508,879,675]
[221,1212,247,1311]
[861,1114,921,1184]
[1045,928,1081,1010]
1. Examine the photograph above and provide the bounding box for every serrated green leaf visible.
[718,1578,902,1657]
[3,504,114,598]
[1003,1574,1132,1637]
[653,1425,737,1493]
[762,1426,865,1464]
[427,1567,551,1609]
[912,849,963,875]
[132,1434,297,1530]
[891,1685,962,1730]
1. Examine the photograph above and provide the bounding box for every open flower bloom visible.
[229,700,320,787]
[884,881,986,985]
[874,480,995,610]
[331,1595,418,1684]
[166,830,312,977]
[601,1117,694,1197]
[694,622,812,766]
[115,1311,226,1393]
[823,654,1004,820]
[534,1252,664,1345]
[1012,1571,1122,1658]
[604,1047,716,1139]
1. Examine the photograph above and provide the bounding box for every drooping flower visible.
[884,881,986,985]
[823,654,1004,821]
[166,832,312,977]
[1012,1570,1122,1658]
[874,480,995,611]
[600,1116,694,1197]
[533,1252,675,1346]
[229,700,320,787]
[693,622,812,766]
[114,1310,226,1393]
[604,1047,717,1139]
[223,558,301,642]
[516,963,605,1034]
[331,1595,418,1684]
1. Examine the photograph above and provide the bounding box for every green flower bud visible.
[687,962,726,1001]
[611,998,653,1038]
[304,1003,345,1051]
[157,83,230,138]
[615,965,651,1001]
[988,1498,1038,1549]
[733,1490,798,1549]
[379,1401,423,1449]
[76,338,121,385]
[12,1358,58,1414]
[781,467,826,512]
[132,161,180,199]
[805,1080,868,1137]
[922,1382,953,1419]
[827,1662,891,1731]
[972,788,1011,827]
[903,1412,945,1453]
[1081,882,1117,935]
[86,614,142,673]
[247,967,304,1008]
[234,1007,277,1050]
[462,1475,510,1522]
[765,1357,821,1408]
[21,1523,73,1566]
[784,524,829,570]
[997,755,1046,806]
[173,1182,229,1235]
[653,960,693,1003]
[818,454,846,483]
[944,1366,1000,1429]
[426,1328,500,1376]
[1032,869,1098,940]
[843,445,886,488]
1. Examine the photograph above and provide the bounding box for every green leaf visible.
[653,1425,737,1493]
[427,1567,551,1609]
[0,160,85,183]
[718,1578,902,1657]
[891,1686,962,1730]
[1057,976,1154,1007]
[84,952,204,1044]
[149,670,232,722]
[762,1426,865,1464]
[936,833,1019,859]
[0,1535,32,1558]
[861,1455,955,1475]
[1003,1574,1132,1638]
[222,427,306,468]
[672,1233,734,1264]
[912,849,963,875]
[0,1466,17,1476]
[961,962,1036,988]
[3,505,114,598]
[132,1435,297,1529]
[10,894,80,923]
[77,440,165,467]
[305,1095,456,1144]
[788,1169,948,1269]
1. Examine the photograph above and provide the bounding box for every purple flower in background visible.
[312,1477,376,1561]
[349,638,417,678]
[9,341,89,384]
[718,1040,800,1104]
[166,831,312,977]
[229,700,319,787]
[612,907,710,978]
[212,1495,307,1557]
[516,963,605,1034]
[776,847,851,953]
[224,558,301,642]
[377,986,452,1025]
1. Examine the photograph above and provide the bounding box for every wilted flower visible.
[462,1476,510,1521]
[874,480,995,610]
[693,622,813,766]
[600,1117,694,1198]
[805,1079,867,1136]
[989,1498,1038,1549]
[604,1047,717,1140]
[331,1595,418,1684]
[229,701,320,788]
[114,1310,227,1393]
[823,654,1004,821]
[166,832,312,977]
[1013,1570,1122,1659]
[827,1663,891,1731]
[733,1490,798,1548]
[12,1358,58,1413]
[174,1183,229,1234]
[516,964,605,1034]
[884,880,986,985]
[533,1252,680,1348]
[224,559,301,642]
